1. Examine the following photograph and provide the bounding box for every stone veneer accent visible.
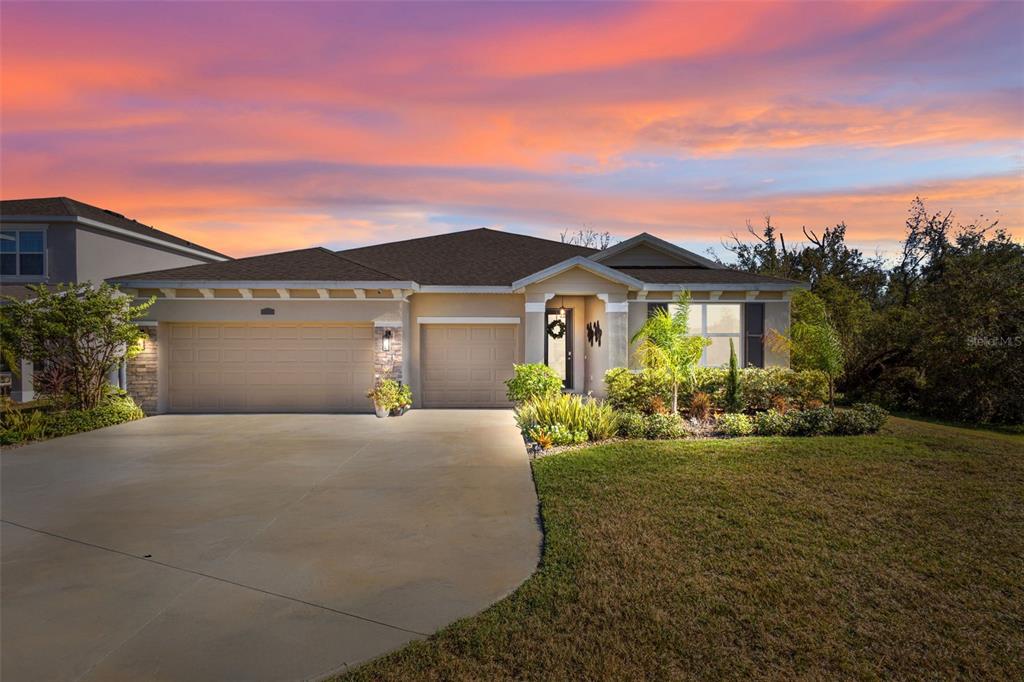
[374,326,403,383]
[127,326,159,414]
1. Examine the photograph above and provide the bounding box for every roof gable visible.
[512,256,644,291]
[590,233,722,270]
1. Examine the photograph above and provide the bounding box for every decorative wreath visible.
[546,318,567,340]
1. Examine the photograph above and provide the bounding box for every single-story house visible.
[109,229,805,413]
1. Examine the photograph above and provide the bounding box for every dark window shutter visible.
[744,302,765,368]
[647,302,668,317]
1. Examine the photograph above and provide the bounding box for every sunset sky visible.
[2,1,1021,259]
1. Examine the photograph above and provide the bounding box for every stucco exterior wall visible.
[77,227,211,283]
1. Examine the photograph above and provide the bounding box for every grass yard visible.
[342,418,1024,681]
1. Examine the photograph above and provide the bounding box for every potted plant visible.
[390,383,413,416]
[367,378,401,418]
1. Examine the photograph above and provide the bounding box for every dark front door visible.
[544,308,573,389]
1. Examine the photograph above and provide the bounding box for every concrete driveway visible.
[1,411,541,682]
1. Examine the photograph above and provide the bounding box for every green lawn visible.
[342,418,1024,680]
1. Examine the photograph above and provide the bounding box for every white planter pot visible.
[374,404,389,418]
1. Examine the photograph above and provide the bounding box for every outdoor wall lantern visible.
[382,329,392,352]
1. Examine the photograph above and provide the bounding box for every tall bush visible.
[505,363,563,403]
[1,283,153,409]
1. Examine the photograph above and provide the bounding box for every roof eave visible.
[640,281,809,291]
[1,214,230,261]
[107,278,420,290]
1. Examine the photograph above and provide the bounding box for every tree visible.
[769,290,844,407]
[724,338,742,412]
[630,291,708,413]
[1,283,154,409]
[560,226,616,249]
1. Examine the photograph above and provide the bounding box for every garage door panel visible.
[168,323,374,413]
[421,324,517,408]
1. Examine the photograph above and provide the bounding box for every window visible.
[0,229,45,276]
[669,302,743,367]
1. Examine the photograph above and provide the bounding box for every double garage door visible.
[167,323,374,413]
[421,324,517,408]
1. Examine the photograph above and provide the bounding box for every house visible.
[107,229,805,414]
[1,197,230,401]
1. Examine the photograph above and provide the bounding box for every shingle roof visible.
[105,227,804,288]
[110,247,399,282]
[337,228,596,285]
[613,267,804,285]
[0,197,229,259]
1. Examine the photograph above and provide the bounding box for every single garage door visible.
[167,322,374,413]
[421,324,517,407]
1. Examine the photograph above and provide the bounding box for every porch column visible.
[598,294,629,369]
[11,358,34,402]
[524,293,554,364]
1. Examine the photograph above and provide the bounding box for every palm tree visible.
[630,291,708,413]
[767,290,844,406]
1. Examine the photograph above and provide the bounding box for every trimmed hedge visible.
[605,366,829,415]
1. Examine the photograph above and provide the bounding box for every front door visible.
[544,308,573,389]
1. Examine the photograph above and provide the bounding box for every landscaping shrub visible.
[753,408,789,436]
[692,366,726,399]
[833,403,889,435]
[0,401,48,445]
[515,393,618,447]
[740,367,791,412]
[643,412,685,439]
[688,391,712,421]
[618,412,647,439]
[528,424,588,447]
[789,369,830,408]
[717,412,753,437]
[604,367,670,414]
[724,339,743,412]
[505,363,563,403]
[691,366,829,412]
[786,406,836,436]
[1,394,146,445]
[44,396,145,438]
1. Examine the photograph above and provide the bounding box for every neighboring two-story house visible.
[1,197,229,403]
